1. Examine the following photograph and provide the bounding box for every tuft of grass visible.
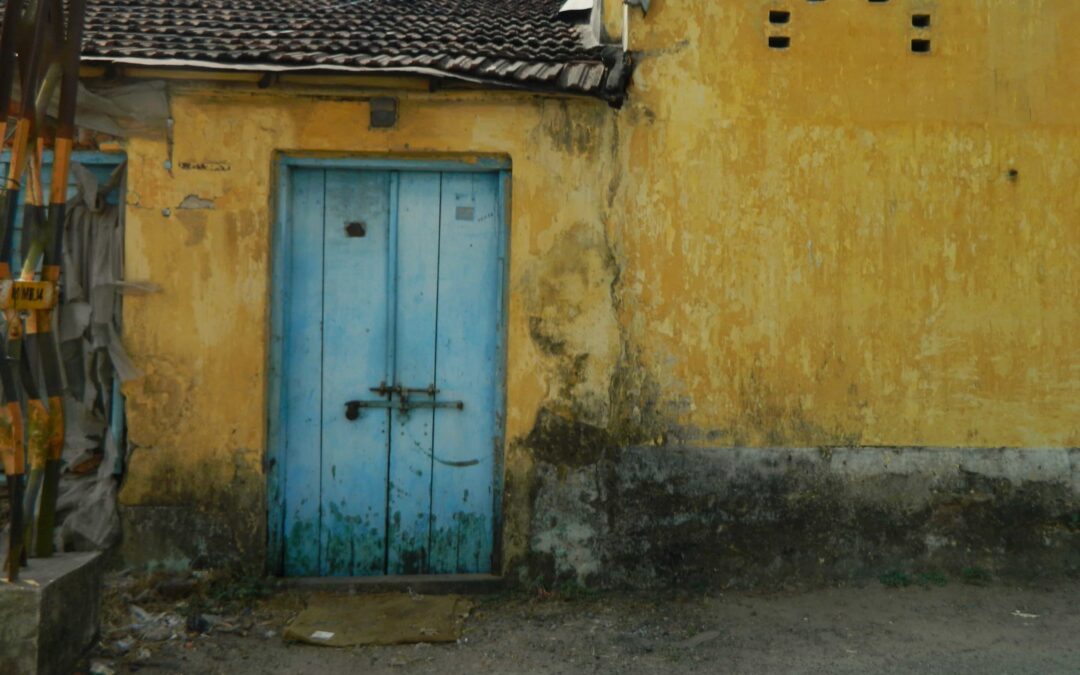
[207,572,273,604]
[916,571,948,588]
[879,570,913,588]
[961,566,992,586]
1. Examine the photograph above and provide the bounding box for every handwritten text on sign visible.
[0,281,58,311]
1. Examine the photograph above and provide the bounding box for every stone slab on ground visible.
[0,551,105,675]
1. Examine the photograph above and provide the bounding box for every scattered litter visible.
[310,630,335,640]
[156,577,199,600]
[113,638,134,654]
[203,613,227,626]
[129,605,183,641]
[1011,610,1039,619]
[186,613,210,634]
[89,661,115,675]
[130,605,153,623]
[135,647,152,662]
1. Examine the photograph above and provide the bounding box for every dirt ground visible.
[83,574,1080,675]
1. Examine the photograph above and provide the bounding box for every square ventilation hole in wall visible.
[768,36,791,49]
[911,39,931,53]
[769,10,791,24]
[912,14,931,28]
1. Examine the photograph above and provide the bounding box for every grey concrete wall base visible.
[120,504,263,573]
[0,551,105,675]
[526,446,1080,588]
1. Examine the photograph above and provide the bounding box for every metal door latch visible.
[345,399,395,421]
[345,387,463,421]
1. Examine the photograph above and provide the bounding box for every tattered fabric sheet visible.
[52,161,141,551]
[11,79,170,138]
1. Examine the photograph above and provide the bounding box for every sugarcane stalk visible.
[28,0,84,557]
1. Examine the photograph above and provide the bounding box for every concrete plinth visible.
[0,552,105,675]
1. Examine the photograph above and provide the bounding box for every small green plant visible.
[879,570,913,588]
[915,571,948,587]
[207,573,272,604]
[961,566,992,586]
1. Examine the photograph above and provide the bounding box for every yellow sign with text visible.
[0,280,58,311]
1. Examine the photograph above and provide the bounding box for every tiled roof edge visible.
[83,52,632,105]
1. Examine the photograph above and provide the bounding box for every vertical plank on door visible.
[319,170,392,576]
[429,172,501,573]
[282,168,325,577]
[387,172,442,574]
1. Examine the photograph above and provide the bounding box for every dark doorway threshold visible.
[275,573,504,595]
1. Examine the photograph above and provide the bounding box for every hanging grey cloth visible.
[52,161,133,552]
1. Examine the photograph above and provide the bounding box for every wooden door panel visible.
[319,169,393,576]
[429,172,501,574]
[282,168,326,577]
[387,171,441,574]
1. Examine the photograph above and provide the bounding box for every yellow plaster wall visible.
[610,0,1080,447]
[118,88,620,565]
[116,0,1079,567]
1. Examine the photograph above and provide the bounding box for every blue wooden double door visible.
[276,166,505,577]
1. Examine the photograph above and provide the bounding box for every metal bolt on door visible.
[272,166,505,577]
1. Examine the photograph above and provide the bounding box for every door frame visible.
[266,154,512,577]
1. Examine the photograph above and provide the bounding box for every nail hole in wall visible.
[768,35,791,49]
[912,14,931,28]
[769,10,791,24]
[911,39,931,53]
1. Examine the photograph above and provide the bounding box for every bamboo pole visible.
[1,0,50,580]
[29,0,85,557]
[19,141,48,557]
[0,0,25,584]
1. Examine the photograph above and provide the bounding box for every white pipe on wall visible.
[622,1,630,51]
